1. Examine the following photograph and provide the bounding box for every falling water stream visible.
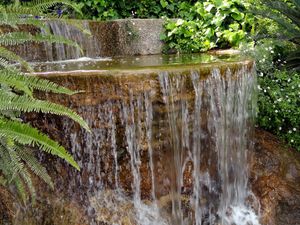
[36,56,261,225]
[42,20,100,60]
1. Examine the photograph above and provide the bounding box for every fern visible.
[252,0,300,71]
[0,68,79,95]
[0,32,81,50]
[0,143,28,202]
[16,146,53,189]
[1,0,82,17]
[0,92,90,131]
[0,0,89,204]
[0,58,12,68]
[0,13,49,30]
[6,144,36,202]
[26,0,83,16]
[0,119,80,170]
[0,46,30,70]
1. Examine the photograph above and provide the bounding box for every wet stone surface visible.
[251,129,300,225]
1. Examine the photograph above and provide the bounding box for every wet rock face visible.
[1,129,299,225]
[2,69,299,224]
[23,62,258,225]
[251,129,300,225]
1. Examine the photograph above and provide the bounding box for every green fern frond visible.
[263,1,300,28]
[0,46,31,71]
[0,13,49,31]
[1,5,45,17]
[0,58,11,68]
[0,69,33,96]
[0,32,81,51]
[27,0,83,16]
[16,146,53,189]
[0,119,80,170]
[13,174,28,203]
[0,68,78,95]
[18,165,36,202]
[291,0,300,8]
[0,92,89,131]
[253,9,299,37]
[6,145,36,202]
[6,145,25,181]
[1,0,82,17]
[0,0,88,203]
[0,144,28,203]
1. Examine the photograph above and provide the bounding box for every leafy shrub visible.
[75,0,197,20]
[257,69,300,151]
[244,40,300,151]
[160,0,255,53]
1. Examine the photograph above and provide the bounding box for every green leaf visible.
[0,92,90,132]
[0,68,78,95]
[0,119,80,170]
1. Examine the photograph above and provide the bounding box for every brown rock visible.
[251,129,300,225]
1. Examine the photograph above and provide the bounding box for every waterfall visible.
[42,20,100,61]
[49,63,259,225]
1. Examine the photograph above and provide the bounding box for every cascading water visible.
[42,20,100,60]
[38,56,260,225]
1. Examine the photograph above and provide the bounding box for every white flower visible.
[279,127,282,130]
[291,139,294,143]
[289,130,292,134]
[293,128,297,131]
[275,110,278,113]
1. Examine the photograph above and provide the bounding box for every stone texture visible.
[251,129,300,225]
[90,19,165,57]
[1,129,299,225]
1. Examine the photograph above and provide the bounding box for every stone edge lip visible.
[30,59,254,78]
